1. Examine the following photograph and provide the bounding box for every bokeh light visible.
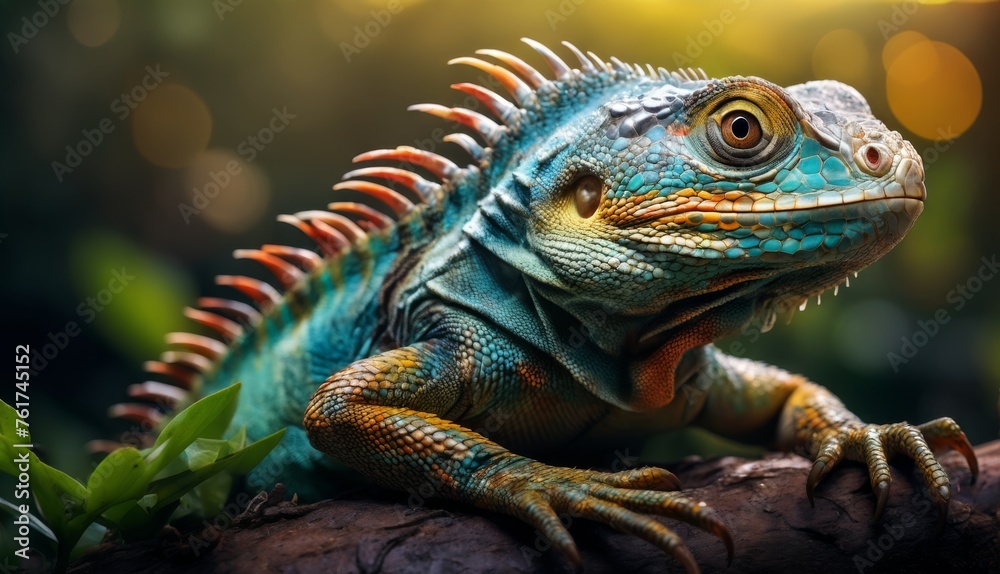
[67,0,121,48]
[885,40,981,140]
[69,231,193,362]
[148,0,214,47]
[184,150,271,234]
[812,29,870,91]
[881,31,930,79]
[132,84,213,168]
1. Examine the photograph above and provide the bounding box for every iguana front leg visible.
[303,321,732,572]
[692,346,978,521]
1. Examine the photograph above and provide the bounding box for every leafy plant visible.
[0,382,284,572]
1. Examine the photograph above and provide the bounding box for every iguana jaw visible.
[677,192,921,306]
[621,175,925,349]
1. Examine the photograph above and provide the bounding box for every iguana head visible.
[525,75,924,322]
[457,43,923,356]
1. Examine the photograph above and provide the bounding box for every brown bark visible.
[66,442,999,574]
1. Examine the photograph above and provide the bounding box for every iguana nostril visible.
[856,143,891,176]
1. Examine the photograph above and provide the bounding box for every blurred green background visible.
[1,0,998,482]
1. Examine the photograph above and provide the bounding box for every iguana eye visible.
[721,111,762,149]
[572,174,603,218]
[698,95,793,169]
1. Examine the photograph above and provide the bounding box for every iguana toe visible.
[806,418,977,525]
[917,417,979,483]
[477,457,731,572]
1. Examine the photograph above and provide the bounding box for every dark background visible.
[1,0,997,483]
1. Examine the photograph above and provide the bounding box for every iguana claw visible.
[918,417,979,482]
[476,456,733,573]
[805,417,977,525]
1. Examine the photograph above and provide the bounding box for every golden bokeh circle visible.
[881,31,930,77]
[67,0,121,48]
[184,150,271,234]
[885,35,939,88]
[132,84,213,168]
[886,41,981,140]
[812,29,870,90]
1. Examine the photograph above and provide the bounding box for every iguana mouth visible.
[655,195,924,227]
[622,195,922,266]
[629,185,923,346]
[628,152,925,230]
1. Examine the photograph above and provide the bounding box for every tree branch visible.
[68,442,998,574]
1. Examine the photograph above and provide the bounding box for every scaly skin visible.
[132,40,977,572]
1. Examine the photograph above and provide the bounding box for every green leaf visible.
[149,428,285,511]
[0,400,28,443]
[85,448,148,516]
[28,458,78,537]
[141,443,188,479]
[226,428,286,475]
[184,426,247,471]
[137,493,158,510]
[186,473,231,518]
[97,497,148,528]
[144,383,241,478]
[69,522,108,561]
[34,459,88,503]
[226,425,248,451]
[0,385,282,569]
[0,440,20,476]
[0,401,30,476]
[197,385,242,442]
[0,496,60,568]
[185,438,230,471]
[104,499,181,543]
[0,497,57,544]
[108,427,284,537]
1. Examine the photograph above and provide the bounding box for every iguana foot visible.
[806,417,978,524]
[474,455,733,573]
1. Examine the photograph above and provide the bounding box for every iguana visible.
[114,39,978,572]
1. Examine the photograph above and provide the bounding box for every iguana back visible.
[168,153,485,494]
[124,39,685,493]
